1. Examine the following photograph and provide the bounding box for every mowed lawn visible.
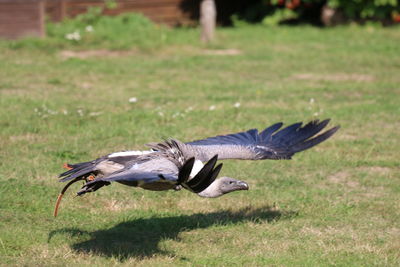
[0,24,399,266]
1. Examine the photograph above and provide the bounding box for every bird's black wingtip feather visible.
[291,124,340,153]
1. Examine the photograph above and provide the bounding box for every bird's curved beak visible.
[236,181,249,191]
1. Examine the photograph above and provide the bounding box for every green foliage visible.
[104,0,118,9]
[240,0,400,25]
[46,12,169,50]
[262,8,299,25]
[3,12,176,51]
[327,0,399,19]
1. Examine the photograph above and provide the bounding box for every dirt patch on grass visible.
[301,225,358,238]
[9,133,44,143]
[337,133,358,141]
[301,225,400,255]
[60,49,136,59]
[326,168,391,201]
[0,88,30,96]
[202,48,242,56]
[357,166,394,175]
[292,73,374,82]
[59,47,242,60]
[103,199,128,212]
[328,171,360,188]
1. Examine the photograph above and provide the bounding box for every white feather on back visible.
[189,160,204,178]
[108,150,153,158]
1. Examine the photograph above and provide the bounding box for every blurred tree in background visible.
[234,0,400,26]
[200,0,217,42]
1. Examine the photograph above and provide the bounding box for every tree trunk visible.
[321,4,345,26]
[200,0,216,43]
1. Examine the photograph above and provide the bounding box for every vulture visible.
[54,119,339,217]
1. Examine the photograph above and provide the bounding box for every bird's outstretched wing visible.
[185,119,339,161]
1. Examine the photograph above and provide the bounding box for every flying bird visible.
[54,119,339,217]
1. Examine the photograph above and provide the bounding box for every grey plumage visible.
[54,119,339,217]
[185,119,339,161]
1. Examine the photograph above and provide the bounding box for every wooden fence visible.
[0,0,197,39]
[0,0,246,39]
[44,0,197,26]
[0,0,45,39]
[43,0,248,26]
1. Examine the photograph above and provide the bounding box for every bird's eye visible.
[229,181,234,184]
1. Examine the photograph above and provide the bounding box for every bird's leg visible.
[83,174,95,183]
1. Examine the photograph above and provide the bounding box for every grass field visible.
[0,19,399,266]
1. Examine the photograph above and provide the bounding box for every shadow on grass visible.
[49,206,297,260]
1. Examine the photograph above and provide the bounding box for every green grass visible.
[0,17,400,266]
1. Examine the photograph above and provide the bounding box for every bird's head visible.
[197,176,249,198]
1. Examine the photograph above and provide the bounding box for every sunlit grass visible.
[0,20,399,266]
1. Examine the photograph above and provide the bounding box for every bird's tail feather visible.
[54,161,98,217]
[53,177,81,217]
[59,161,95,182]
